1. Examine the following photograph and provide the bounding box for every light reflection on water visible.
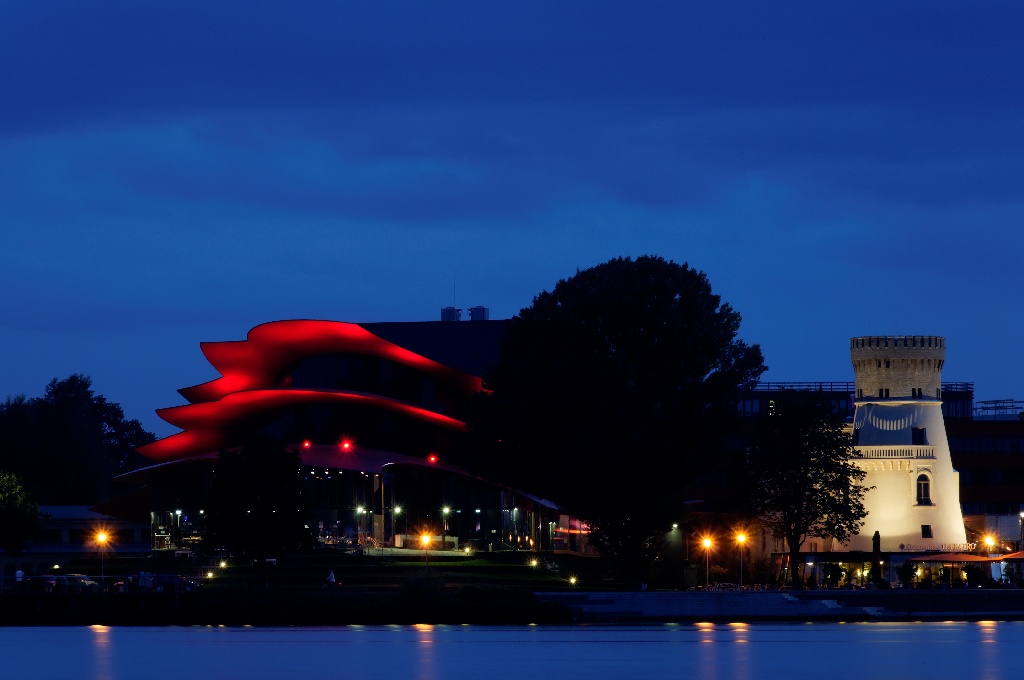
[2,621,1023,680]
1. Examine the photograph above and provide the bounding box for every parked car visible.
[55,574,100,593]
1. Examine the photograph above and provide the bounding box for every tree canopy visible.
[0,375,156,505]
[0,470,40,555]
[464,255,765,572]
[748,390,869,588]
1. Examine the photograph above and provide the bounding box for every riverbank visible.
[0,579,573,626]
[536,589,1024,623]
[9,587,1024,626]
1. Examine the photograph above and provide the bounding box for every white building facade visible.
[846,336,968,552]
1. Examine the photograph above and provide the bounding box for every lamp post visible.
[702,537,713,588]
[736,533,746,589]
[420,533,431,571]
[394,506,402,546]
[442,506,451,536]
[356,506,366,549]
[1019,511,1023,551]
[96,531,108,591]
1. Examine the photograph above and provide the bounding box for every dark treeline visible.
[0,374,155,505]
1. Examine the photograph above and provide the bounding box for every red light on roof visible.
[427,454,438,464]
[302,440,312,449]
[339,438,354,452]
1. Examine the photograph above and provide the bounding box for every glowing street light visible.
[736,532,747,589]
[702,536,713,587]
[442,506,451,534]
[420,533,431,570]
[356,506,366,544]
[394,505,406,541]
[1019,511,1024,551]
[95,531,109,590]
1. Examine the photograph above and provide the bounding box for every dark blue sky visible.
[3,1,1022,437]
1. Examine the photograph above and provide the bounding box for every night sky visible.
[3,1,1022,438]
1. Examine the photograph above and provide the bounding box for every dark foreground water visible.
[4,622,1022,680]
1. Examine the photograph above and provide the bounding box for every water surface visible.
[5,621,1019,680]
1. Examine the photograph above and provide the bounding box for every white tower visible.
[846,336,967,552]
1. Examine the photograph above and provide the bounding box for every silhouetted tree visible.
[0,471,39,555]
[0,375,155,504]
[203,437,312,585]
[464,256,765,580]
[748,390,868,589]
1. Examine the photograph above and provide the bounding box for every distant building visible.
[948,399,1024,550]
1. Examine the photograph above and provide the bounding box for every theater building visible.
[118,317,566,553]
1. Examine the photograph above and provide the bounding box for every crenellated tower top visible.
[850,335,945,401]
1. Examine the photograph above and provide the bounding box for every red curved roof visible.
[180,319,482,403]
[139,320,484,464]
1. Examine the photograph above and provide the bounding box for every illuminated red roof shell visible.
[139,320,484,465]
[180,320,482,403]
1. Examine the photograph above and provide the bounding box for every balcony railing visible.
[854,446,936,460]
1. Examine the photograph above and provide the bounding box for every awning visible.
[995,551,1024,561]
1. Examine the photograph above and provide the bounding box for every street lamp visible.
[1019,511,1023,551]
[420,533,431,571]
[702,537,713,587]
[736,533,747,589]
[394,505,403,545]
[442,506,451,535]
[95,531,108,591]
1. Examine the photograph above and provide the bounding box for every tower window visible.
[912,427,926,445]
[921,525,933,539]
[916,474,932,506]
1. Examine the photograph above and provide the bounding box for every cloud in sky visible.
[2,1,1023,436]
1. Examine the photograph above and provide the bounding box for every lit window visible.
[916,475,932,506]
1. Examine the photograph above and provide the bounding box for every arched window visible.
[916,474,932,505]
